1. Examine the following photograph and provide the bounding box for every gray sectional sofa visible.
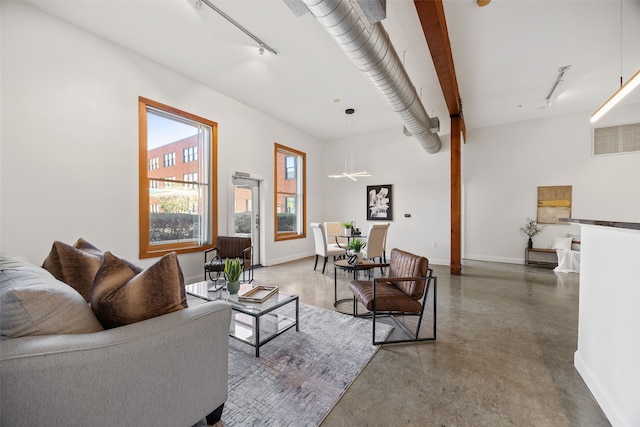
[1,255,232,427]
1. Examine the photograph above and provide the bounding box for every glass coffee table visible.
[186,281,299,357]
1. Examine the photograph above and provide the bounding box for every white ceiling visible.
[20,0,640,143]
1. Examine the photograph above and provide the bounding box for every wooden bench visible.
[525,248,558,267]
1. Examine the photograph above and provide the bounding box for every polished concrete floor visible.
[251,257,610,427]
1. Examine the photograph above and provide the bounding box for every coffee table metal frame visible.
[186,281,299,357]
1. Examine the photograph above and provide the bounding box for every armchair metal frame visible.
[204,236,253,284]
[365,268,436,345]
[350,248,436,345]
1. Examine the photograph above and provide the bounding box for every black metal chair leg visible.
[322,256,328,274]
[314,255,319,271]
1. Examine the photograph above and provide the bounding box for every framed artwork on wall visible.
[537,185,572,224]
[367,184,393,221]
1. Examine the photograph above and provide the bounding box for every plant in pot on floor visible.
[224,257,243,294]
[520,218,544,249]
[347,238,366,265]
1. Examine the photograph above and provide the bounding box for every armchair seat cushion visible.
[350,280,423,313]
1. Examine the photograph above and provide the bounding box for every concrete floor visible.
[251,257,610,427]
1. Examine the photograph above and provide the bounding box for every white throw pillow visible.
[552,236,573,251]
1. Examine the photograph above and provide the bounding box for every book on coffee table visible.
[238,285,279,303]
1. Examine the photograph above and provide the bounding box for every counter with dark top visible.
[559,218,640,230]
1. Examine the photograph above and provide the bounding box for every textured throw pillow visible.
[42,238,103,302]
[552,236,573,251]
[1,255,104,338]
[91,251,188,329]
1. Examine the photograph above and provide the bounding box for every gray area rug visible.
[220,303,392,427]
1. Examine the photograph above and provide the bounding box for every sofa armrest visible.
[1,301,232,427]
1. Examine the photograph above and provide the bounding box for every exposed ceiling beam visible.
[414,0,466,139]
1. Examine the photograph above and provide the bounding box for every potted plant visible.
[341,221,353,235]
[224,257,243,294]
[520,218,544,249]
[348,238,366,263]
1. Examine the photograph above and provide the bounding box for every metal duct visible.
[300,0,442,154]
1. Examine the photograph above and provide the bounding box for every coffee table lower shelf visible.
[186,281,299,357]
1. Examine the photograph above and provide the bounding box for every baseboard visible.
[574,351,619,426]
[266,251,315,266]
[464,254,523,264]
[428,257,450,266]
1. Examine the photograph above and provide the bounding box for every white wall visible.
[1,2,638,279]
[322,127,452,266]
[321,103,639,267]
[0,2,323,282]
[463,107,640,264]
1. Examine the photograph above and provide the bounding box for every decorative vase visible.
[527,238,533,249]
[227,280,241,295]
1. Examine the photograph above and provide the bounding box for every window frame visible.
[274,143,306,241]
[138,97,218,259]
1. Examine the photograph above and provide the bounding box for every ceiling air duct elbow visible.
[299,0,442,154]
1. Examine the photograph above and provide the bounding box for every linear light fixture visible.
[328,171,372,181]
[196,0,278,55]
[328,108,371,181]
[590,69,640,123]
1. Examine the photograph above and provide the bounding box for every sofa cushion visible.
[1,255,104,338]
[42,238,103,302]
[91,251,188,329]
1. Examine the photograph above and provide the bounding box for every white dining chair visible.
[311,223,347,274]
[363,222,389,273]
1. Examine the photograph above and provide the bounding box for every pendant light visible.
[328,108,371,181]
[590,0,640,123]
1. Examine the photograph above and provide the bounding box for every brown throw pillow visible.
[91,251,188,329]
[42,239,103,302]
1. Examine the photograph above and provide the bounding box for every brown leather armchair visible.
[349,248,436,345]
[204,236,253,283]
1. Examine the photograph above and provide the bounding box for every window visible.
[285,156,296,180]
[139,97,218,258]
[285,197,296,213]
[163,152,176,167]
[148,157,159,170]
[183,146,198,163]
[274,143,306,241]
[184,173,198,189]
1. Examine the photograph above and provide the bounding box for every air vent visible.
[593,123,640,156]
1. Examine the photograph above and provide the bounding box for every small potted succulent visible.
[224,257,243,294]
[520,218,544,249]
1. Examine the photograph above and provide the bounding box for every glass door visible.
[232,175,261,266]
